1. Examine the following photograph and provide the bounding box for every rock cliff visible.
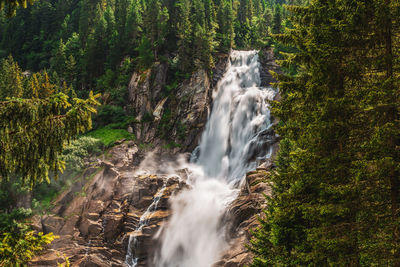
[127,55,229,152]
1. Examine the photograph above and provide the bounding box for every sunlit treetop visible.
[0,0,34,17]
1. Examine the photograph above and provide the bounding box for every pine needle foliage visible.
[250,0,400,265]
[0,57,100,188]
[0,0,33,17]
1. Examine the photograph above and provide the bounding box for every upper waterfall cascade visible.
[194,50,276,181]
[155,50,276,267]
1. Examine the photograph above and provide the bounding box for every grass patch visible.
[162,142,182,149]
[85,125,135,147]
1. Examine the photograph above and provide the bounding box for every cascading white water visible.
[155,50,276,267]
[193,50,276,181]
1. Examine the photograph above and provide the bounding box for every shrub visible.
[0,208,56,266]
[61,136,102,172]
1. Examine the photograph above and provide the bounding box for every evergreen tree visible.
[216,0,234,52]
[143,0,169,58]
[0,0,33,16]
[250,0,400,265]
[50,39,67,79]
[0,56,24,99]
[271,4,281,34]
[175,0,192,71]
[125,0,142,52]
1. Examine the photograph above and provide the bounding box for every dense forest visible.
[250,1,400,266]
[0,0,399,266]
[0,0,290,93]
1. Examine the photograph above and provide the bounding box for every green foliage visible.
[0,0,286,86]
[0,55,24,99]
[0,90,100,187]
[271,4,282,34]
[0,206,55,266]
[136,36,155,70]
[61,136,102,172]
[0,230,55,266]
[251,0,400,265]
[0,0,34,17]
[0,57,100,188]
[94,105,127,128]
[162,142,182,150]
[85,124,135,147]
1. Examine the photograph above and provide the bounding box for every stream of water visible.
[154,50,276,267]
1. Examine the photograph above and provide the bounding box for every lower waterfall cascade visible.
[126,50,277,267]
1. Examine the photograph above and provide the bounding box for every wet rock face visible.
[29,143,187,267]
[31,141,273,267]
[128,63,168,123]
[215,164,273,267]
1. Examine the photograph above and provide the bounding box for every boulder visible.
[60,215,80,235]
[30,215,43,232]
[42,215,65,234]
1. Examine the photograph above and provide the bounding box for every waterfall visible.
[155,50,276,267]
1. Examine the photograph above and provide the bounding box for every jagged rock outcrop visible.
[30,143,274,267]
[127,55,229,151]
[215,162,274,267]
[29,143,187,267]
[259,47,282,87]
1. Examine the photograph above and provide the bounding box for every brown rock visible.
[60,215,80,235]
[30,215,43,232]
[29,250,66,266]
[103,214,124,242]
[74,255,109,267]
[79,217,102,237]
[42,215,65,234]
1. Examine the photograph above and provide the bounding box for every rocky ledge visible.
[215,161,273,267]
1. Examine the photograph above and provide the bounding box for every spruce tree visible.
[175,0,192,71]
[251,0,400,265]
[216,0,234,52]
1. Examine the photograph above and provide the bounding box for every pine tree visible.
[216,0,234,52]
[271,4,281,34]
[50,39,67,79]
[125,0,142,52]
[0,62,100,187]
[192,0,209,68]
[0,0,33,17]
[0,56,24,99]
[175,0,192,71]
[143,0,169,58]
[84,2,109,85]
[251,0,400,265]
